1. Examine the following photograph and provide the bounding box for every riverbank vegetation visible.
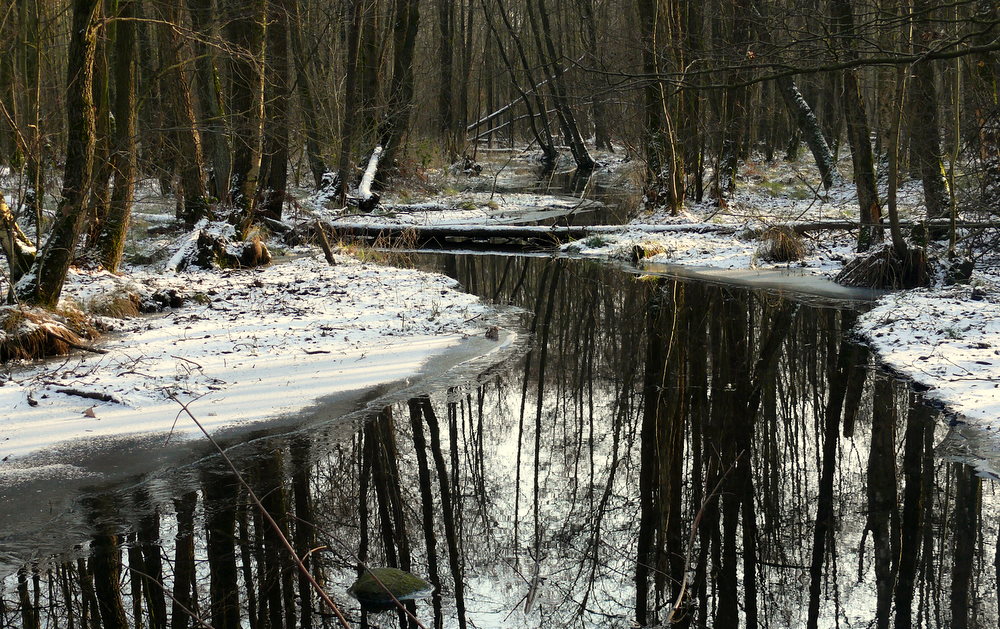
[0,0,996,306]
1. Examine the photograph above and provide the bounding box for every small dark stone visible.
[348,568,433,612]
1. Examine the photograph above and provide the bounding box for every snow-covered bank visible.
[0,252,505,477]
[856,285,1000,425]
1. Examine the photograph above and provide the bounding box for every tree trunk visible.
[753,7,837,190]
[481,0,557,163]
[224,0,265,214]
[638,0,683,213]
[0,193,36,284]
[186,0,233,203]
[526,0,595,171]
[93,0,138,272]
[15,0,102,307]
[160,0,210,225]
[438,0,456,159]
[289,0,328,188]
[86,24,112,249]
[909,0,951,224]
[338,0,364,206]
[578,0,611,151]
[258,0,291,220]
[829,0,882,251]
[374,0,422,185]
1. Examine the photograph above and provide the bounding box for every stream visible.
[2,186,999,627]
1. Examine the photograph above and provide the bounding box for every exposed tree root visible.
[835,244,930,289]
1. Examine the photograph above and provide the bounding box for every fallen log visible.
[325,219,1000,250]
[326,222,737,247]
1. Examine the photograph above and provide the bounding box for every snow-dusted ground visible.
[0,252,507,477]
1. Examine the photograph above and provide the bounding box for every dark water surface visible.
[1,254,997,629]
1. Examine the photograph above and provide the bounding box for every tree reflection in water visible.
[2,255,998,628]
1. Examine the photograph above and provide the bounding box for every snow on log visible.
[358,146,383,212]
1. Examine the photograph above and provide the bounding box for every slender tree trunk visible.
[526,0,595,171]
[85,18,112,248]
[160,0,210,225]
[777,77,837,189]
[224,0,265,214]
[186,0,232,203]
[638,0,682,213]
[374,0,423,185]
[258,0,291,220]
[338,0,364,206]
[15,0,102,307]
[438,0,456,159]
[909,0,951,224]
[829,0,882,251]
[93,0,138,272]
[578,0,611,151]
[481,0,557,163]
[289,0,328,188]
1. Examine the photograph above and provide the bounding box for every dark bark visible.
[909,0,952,224]
[289,0,328,188]
[259,0,291,220]
[374,0,423,186]
[160,0,210,225]
[638,0,683,212]
[15,0,102,307]
[480,0,557,163]
[578,0,611,150]
[438,0,456,158]
[224,0,265,213]
[338,0,364,206]
[186,0,232,203]
[829,0,882,251]
[94,0,138,272]
[777,77,837,189]
[525,0,595,171]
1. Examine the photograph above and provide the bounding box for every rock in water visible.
[348,568,434,611]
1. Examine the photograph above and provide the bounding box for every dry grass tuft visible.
[88,293,142,319]
[0,306,98,362]
[757,226,807,262]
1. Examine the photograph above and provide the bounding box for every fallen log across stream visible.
[324,220,850,248]
[321,219,999,250]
